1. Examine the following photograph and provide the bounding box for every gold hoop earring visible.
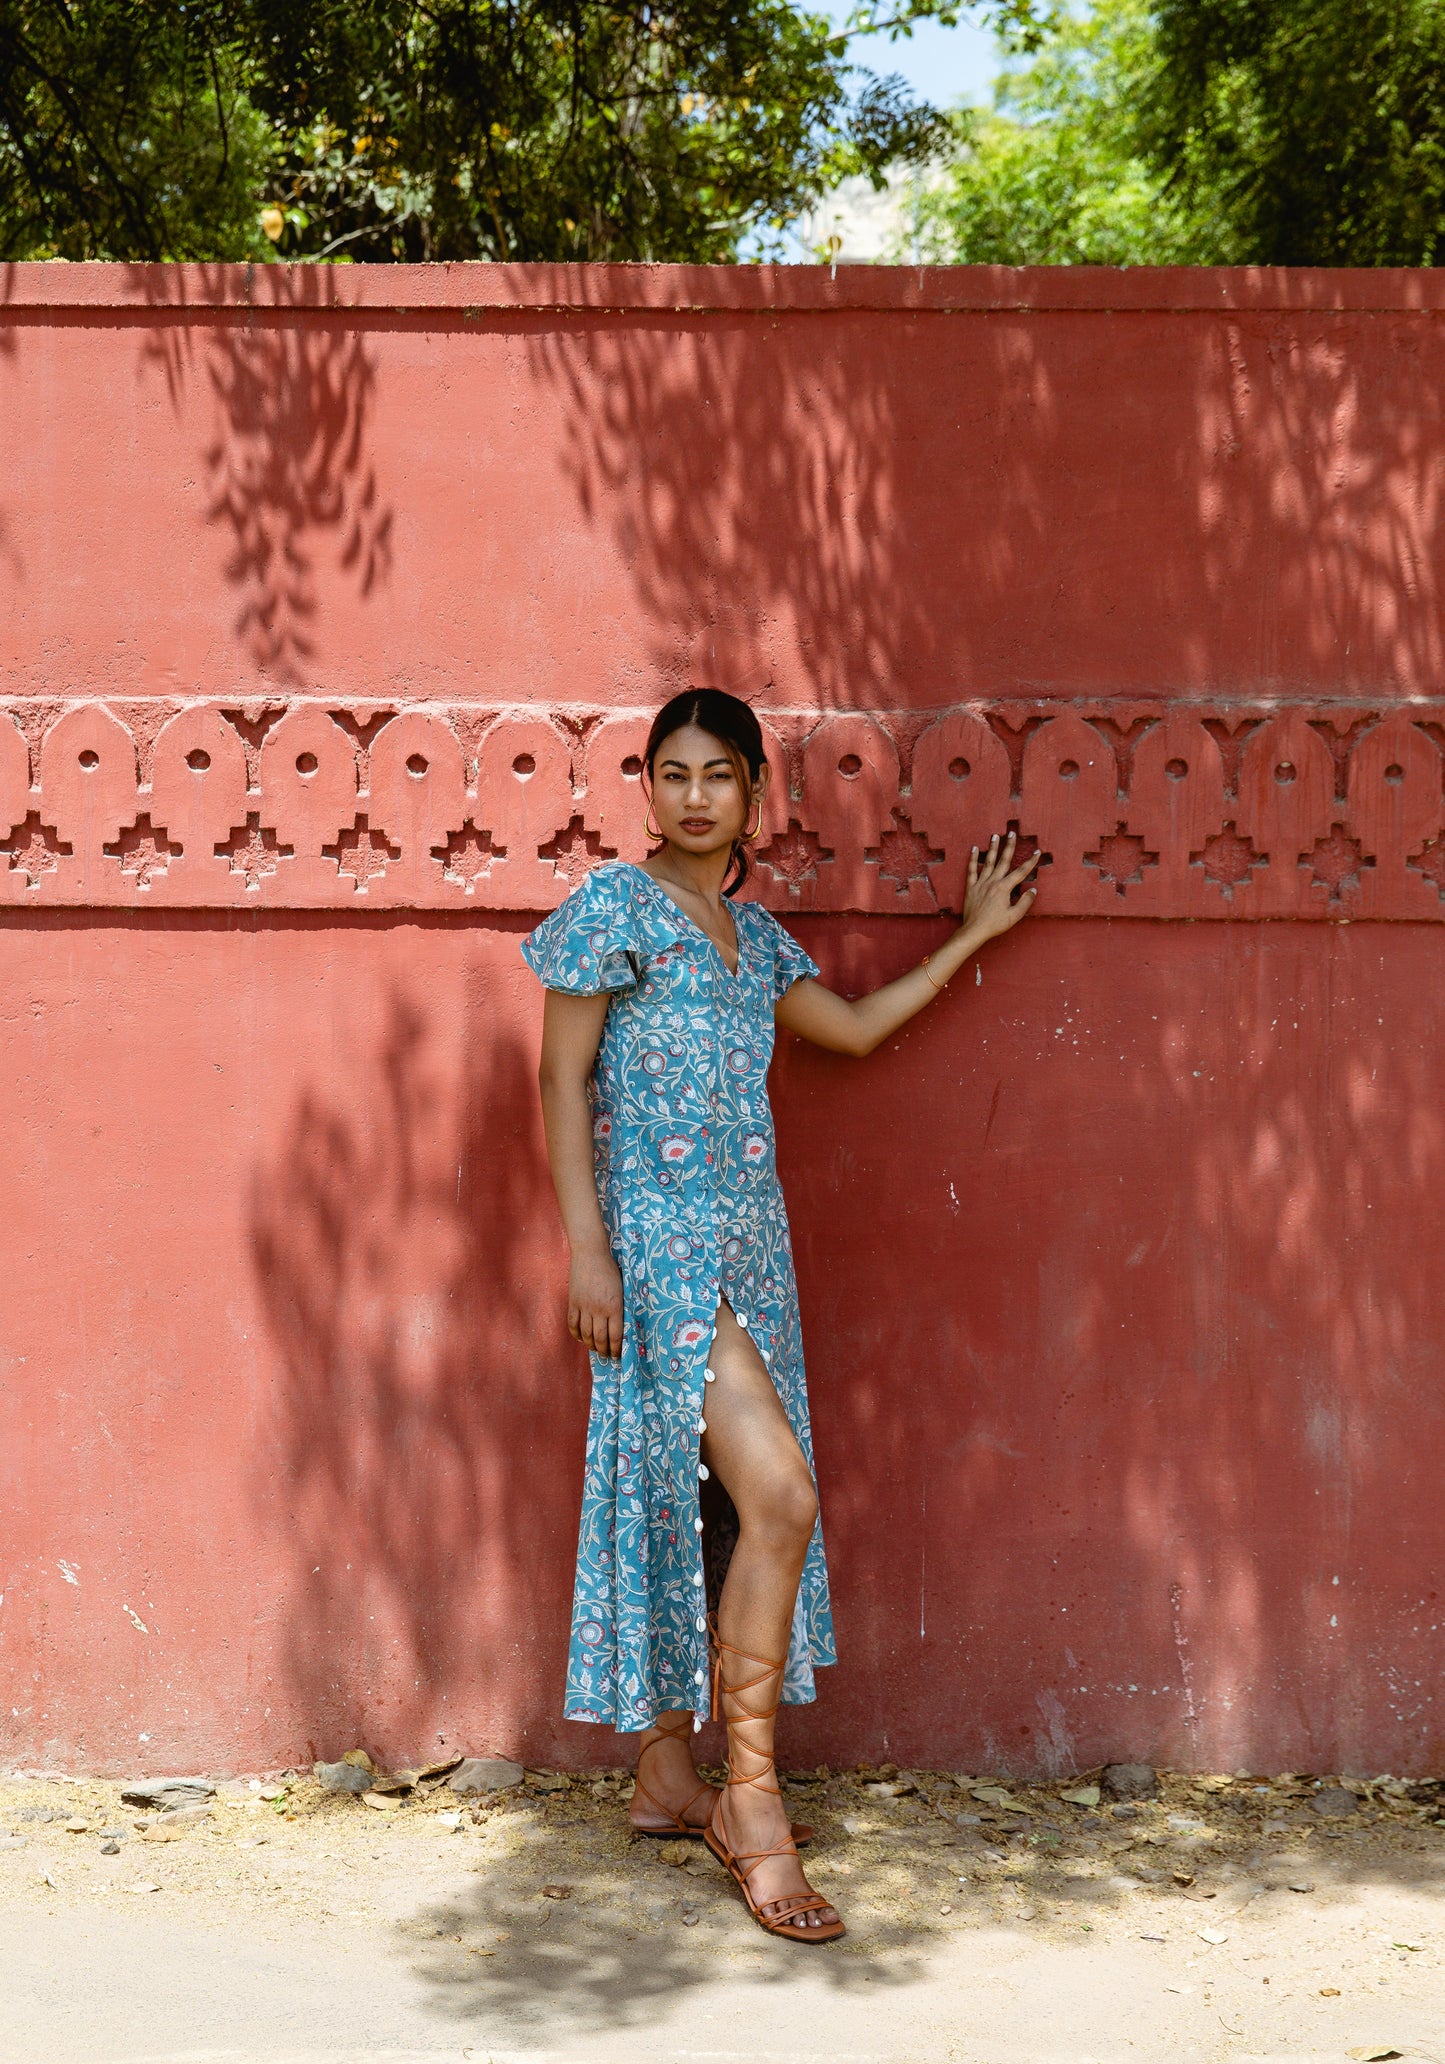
[741,801,764,844]
[644,801,662,843]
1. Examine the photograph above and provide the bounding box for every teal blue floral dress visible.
[522,861,837,1730]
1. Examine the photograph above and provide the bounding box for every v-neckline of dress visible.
[625,862,743,981]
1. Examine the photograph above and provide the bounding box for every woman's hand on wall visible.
[775,829,1039,1058]
[962,832,1039,944]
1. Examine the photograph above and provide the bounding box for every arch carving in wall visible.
[1,698,1441,920]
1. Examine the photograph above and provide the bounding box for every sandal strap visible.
[631,1769,714,1829]
[705,1786,803,1889]
[755,1892,836,1924]
[727,1836,805,1885]
[633,1717,712,1830]
[709,1617,787,1799]
[705,1798,839,1937]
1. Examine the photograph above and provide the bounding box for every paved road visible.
[4,1766,1441,2064]
[3,1889,1442,2064]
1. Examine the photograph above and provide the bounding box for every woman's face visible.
[648,723,767,860]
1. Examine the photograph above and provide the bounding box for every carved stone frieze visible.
[2,699,1443,919]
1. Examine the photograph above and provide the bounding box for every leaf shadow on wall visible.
[125,265,393,684]
[527,298,1445,700]
[776,916,1445,1778]
[0,270,20,586]
[247,971,576,1764]
[523,308,1062,704]
[1183,311,1445,691]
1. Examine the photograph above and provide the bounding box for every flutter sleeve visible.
[752,906,821,1002]
[521,864,642,995]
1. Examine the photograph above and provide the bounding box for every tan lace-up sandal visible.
[630,1706,814,1844]
[629,1713,718,1837]
[702,1629,844,1943]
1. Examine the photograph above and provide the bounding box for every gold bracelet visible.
[920,952,947,992]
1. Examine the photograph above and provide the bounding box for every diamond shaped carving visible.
[103,812,181,887]
[433,822,506,893]
[0,811,72,887]
[216,812,294,890]
[1303,824,1373,903]
[1407,833,1445,899]
[539,815,617,890]
[1085,821,1159,897]
[1192,821,1266,894]
[755,819,834,898]
[866,808,944,898]
[323,813,400,889]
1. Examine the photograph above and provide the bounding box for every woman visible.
[522,689,1036,1944]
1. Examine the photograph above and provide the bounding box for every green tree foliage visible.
[0,0,946,261]
[846,0,1058,55]
[899,0,1445,266]
[897,0,1225,262]
[0,4,276,259]
[1149,0,1445,264]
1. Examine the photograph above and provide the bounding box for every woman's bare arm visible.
[537,990,624,1359]
[775,833,1038,1057]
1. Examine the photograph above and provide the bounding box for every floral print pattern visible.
[522,861,836,1729]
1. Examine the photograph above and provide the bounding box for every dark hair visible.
[643,689,767,895]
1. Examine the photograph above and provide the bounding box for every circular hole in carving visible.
[947,756,971,780]
[839,753,863,778]
[406,752,429,778]
[1165,756,1188,781]
[78,749,100,771]
[621,754,643,779]
[1059,758,1079,780]
[1274,760,1297,784]
[296,751,319,777]
[1385,762,1405,784]
[186,747,212,772]
[512,752,537,779]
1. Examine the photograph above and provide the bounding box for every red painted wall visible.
[3,263,1443,1777]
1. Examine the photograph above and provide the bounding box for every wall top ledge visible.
[7,260,1445,317]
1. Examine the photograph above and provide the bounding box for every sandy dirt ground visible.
[1,1760,1442,2064]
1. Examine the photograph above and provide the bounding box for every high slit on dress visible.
[521,861,837,1729]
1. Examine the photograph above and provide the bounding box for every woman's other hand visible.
[963,832,1039,944]
[569,1241,625,1360]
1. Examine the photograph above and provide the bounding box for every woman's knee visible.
[741,1464,819,1550]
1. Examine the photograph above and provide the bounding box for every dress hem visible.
[564,1659,834,1733]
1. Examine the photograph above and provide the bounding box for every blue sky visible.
[826,4,1002,109]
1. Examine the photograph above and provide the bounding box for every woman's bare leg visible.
[700,1302,839,1929]
[627,1708,711,1831]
